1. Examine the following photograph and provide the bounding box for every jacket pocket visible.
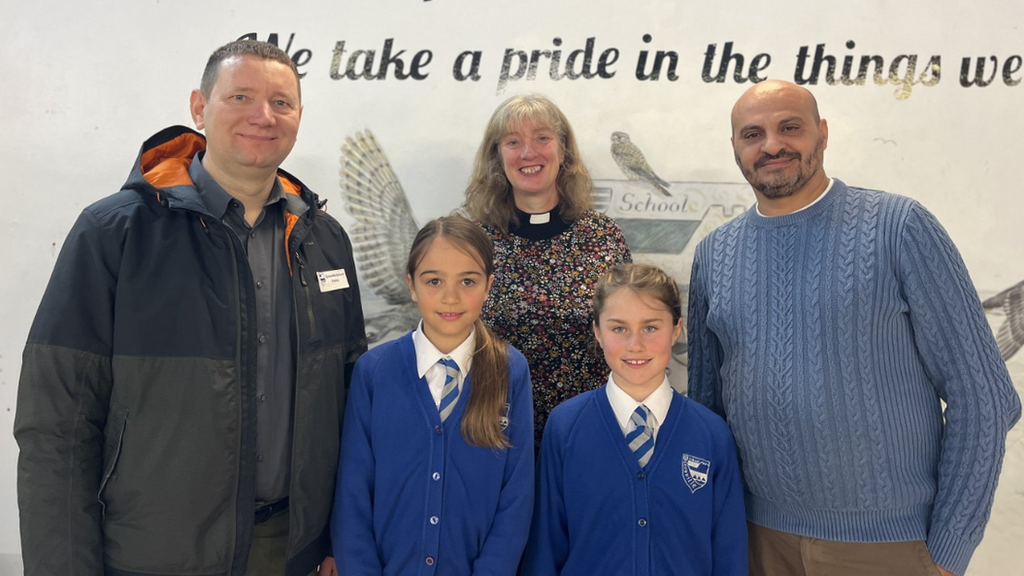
[98,404,129,514]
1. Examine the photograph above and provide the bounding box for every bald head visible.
[729,80,829,213]
[731,80,820,136]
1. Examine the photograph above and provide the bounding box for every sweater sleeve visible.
[14,208,120,576]
[332,353,384,576]
[898,203,1021,575]
[686,243,727,417]
[708,416,748,576]
[520,407,571,576]
[471,352,535,576]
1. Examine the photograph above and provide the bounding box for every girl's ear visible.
[406,274,417,302]
[671,317,683,341]
[592,321,603,348]
[485,274,495,293]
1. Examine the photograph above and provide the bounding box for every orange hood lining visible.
[141,131,305,276]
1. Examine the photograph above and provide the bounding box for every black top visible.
[509,204,571,241]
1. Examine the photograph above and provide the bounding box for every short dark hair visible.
[200,40,300,100]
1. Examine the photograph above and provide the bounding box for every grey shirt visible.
[190,153,295,502]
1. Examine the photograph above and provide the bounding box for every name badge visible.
[316,269,350,292]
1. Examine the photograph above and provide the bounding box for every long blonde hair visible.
[407,215,512,449]
[463,93,593,232]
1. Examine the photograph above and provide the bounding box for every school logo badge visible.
[499,403,510,430]
[681,454,710,493]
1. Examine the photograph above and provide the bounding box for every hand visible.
[318,556,338,576]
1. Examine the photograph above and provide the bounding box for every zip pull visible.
[295,252,308,287]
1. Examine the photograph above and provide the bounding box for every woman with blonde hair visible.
[464,93,631,448]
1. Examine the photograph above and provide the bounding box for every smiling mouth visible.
[438,312,464,321]
[623,359,650,367]
[756,154,798,169]
[240,134,276,141]
[520,165,542,174]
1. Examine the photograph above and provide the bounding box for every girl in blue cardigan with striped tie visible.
[523,263,746,576]
[331,215,534,575]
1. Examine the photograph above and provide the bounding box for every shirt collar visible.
[605,373,673,430]
[412,321,475,379]
[189,151,287,219]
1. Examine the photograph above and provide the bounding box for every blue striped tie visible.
[438,358,461,422]
[625,405,654,468]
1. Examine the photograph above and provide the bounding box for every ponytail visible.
[461,318,511,449]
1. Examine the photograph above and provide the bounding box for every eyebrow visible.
[737,115,807,134]
[417,270,485,277]
[604,317,666,325]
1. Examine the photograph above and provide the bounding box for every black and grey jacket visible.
[15,126,367,576]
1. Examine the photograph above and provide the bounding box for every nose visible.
[519,140,536,159]
[249,101,276,126]
[625,331,643,351]
[440,283,459,304]
[762,129,786,156]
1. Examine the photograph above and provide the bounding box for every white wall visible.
[2,1,1021,573]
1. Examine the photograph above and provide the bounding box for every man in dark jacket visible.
[15,40,366,576]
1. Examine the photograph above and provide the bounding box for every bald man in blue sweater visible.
[687,80,1020,576]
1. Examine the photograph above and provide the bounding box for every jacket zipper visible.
[294,251,317,338]
[217,218,257,576]
[97,408,129,519]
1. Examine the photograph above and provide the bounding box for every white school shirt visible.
[412,322,475,408]
[605,373,673,442]
[756,177,834,217]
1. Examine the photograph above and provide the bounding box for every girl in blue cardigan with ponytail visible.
[332,214,534,576]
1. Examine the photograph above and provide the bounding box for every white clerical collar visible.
[528,212,551,224]
[605,373,673,432]
[412,321,474,379]
[756,177,834,217]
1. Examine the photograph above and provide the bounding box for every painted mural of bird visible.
[983,279,1024,360]
[339,130,421,342]
[611,131,671,196]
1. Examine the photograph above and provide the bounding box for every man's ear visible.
[189,89,207,130]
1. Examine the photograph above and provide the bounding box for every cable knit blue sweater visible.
[686,179,1020,575]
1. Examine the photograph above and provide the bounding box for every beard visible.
[737,135,824,199]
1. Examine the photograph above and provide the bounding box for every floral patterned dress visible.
[481,210,632,447]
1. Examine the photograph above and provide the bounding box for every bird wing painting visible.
[611,131,672,196]
[983,279,1024,361]
[339,130,421,342]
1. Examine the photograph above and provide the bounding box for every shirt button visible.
[435,425,443,435]
[432,472,441,481]
[429,516,439,525]
[260,394,267,402]
[637,471,645,480]
[425,556,435,566]
[256,280,264,289]
[250,230,257,238]
[638,518,647,527]
[258,334,267,343]
[257,454,265,463]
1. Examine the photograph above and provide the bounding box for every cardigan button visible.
[429,516,439,525]
[638,518,648,527]
[425,556,435,566]
[435,425,443,435]
[636,471,645,480]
